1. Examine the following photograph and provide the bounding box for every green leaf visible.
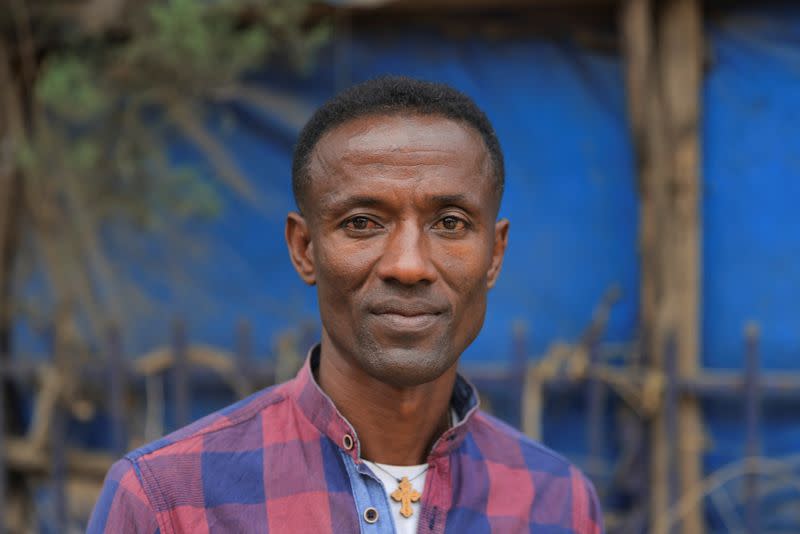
[36,56,109,121]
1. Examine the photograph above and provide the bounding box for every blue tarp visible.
[132,34,641,365]
[16,3,800,529]
[185,7,799,526]
[92,1,800,487]
[701,7,800,525]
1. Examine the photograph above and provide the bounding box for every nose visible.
[375,221,438,286]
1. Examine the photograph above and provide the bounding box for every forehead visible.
[318,113,483,157]
[306,113,495,213]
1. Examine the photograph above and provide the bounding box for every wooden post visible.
[51,311,69,531]
[620,0,704,532]
[171,319,190,429]
[0,41,25,499]
[664,331,680,529]
[107,323,127,457]
[587,330,607,481]
[620,0,669,528]
[50,403,67,529]
[0,359,5,534]
[511,321,528,429]
[744,323,761,534]
[235,319,253,397]
[0,40,23,359]
[658,2,704,532]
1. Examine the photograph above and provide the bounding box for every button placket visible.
[339,448,394,533]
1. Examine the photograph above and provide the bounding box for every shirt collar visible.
[288,344,480,462]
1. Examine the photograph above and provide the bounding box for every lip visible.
[369,299,446,316]
[371,312,442,331]
[367,299,447,333]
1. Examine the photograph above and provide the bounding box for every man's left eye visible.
[434,216,467,231]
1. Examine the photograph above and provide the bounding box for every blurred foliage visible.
[1,0,329,343]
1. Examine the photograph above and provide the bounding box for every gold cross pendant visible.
[390,476,421,518]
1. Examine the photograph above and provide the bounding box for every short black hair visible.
[291,76,504,213]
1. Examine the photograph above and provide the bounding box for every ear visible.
[486,218,509,289]
[285,212,316,285]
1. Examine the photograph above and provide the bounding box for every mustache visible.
[366,295,450,316]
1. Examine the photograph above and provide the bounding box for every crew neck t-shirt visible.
[361,460,427,534]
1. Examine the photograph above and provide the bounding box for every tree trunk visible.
[621,0,704,532]
[0,36,29,529]
[0,37,26,435]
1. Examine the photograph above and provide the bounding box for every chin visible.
[360,343,457,388]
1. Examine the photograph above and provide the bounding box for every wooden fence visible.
[1,308,799,532]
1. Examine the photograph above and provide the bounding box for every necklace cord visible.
[365,407,453,484]
[370,462,429,484]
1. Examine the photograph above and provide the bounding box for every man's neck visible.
[316,341,458,466]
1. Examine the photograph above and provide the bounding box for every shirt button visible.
[363,507,379,524]
[342,434,354,450]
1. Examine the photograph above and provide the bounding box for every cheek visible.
[438,239,492,292]
[443,239,493,300]
[315,237,379,295]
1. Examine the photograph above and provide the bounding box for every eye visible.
[342,215,381,232]
[433,215,469,232]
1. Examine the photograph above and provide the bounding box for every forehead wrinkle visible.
[342,147,457,157]
[314,112,489,168]
[337,151,462,170]
[336,114,481,156]
[313,157,493,210]
[305,114,498,214]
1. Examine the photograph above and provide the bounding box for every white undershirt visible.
[361,409,460,534]
[361,460,428,534]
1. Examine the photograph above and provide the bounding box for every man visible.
[89,76,603,533]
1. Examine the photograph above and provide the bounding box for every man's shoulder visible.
[469,409,587,479]
[125,380,292,465]
[90,380,303,532]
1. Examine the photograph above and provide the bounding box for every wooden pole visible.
[0,39,22,358]
[620,0,704,532]
[658,1,704,532]
[171,319,190,429]
[664,331,680,532]
[235,319,254,398]
[107,323,127,457]
[0,359,5,534]
[512,321,528,429]
[0,40,26,533]
[744,323,761,534]
[587,329,607,481]
[620,0,669,528]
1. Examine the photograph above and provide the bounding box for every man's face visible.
[287,113,509,387]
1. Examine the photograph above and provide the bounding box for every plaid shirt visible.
[89,347,603,533]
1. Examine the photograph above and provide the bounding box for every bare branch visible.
[61,177,122,326]
[211,83,314,132]
[170,104,274,212]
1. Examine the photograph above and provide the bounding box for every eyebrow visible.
[430,194,470,206]
[318,192,477,216]
[319,194,386,214]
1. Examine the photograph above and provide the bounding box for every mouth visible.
[368,300,447,332]
[372,312,441,331]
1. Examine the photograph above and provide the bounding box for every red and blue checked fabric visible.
[88,346,603,533]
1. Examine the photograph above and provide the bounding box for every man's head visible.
[286,76,509,388]
[292,76,505,214]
